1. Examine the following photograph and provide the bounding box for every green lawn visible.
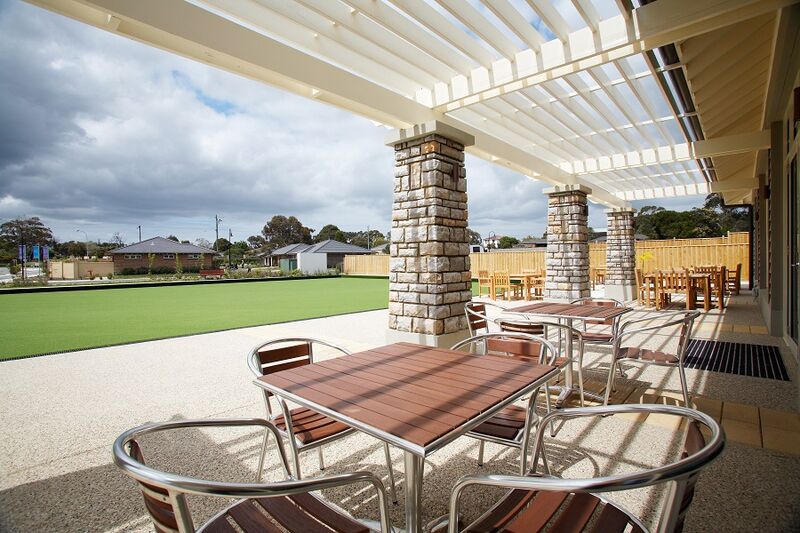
[0,277,390,360]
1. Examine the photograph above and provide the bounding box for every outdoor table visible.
[513,272,545,301]
[254,342,557,533]
[502,302,633,406]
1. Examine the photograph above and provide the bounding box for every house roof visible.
[591,233,650,243]
[271,240,372,256]
[109,237,217,255]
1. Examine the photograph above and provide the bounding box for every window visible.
[162,254,175,259]
[123,254,141,259]
[187,254,200,260]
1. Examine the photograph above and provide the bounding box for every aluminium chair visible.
[464,300,507,336]
[605,311,701,406]
[443,404,725,533]
[451,332,563,473]
[113,417,392,533]
[248,338,397,501]
[569,296,624,346]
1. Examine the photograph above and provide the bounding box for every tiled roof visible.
[271,240,372,256]
[109,237,217,255]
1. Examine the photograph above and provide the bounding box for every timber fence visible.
[344,232,750,280]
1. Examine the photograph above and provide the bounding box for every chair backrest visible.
[478,269,490,280]
[493,270,510,287]
[636,268,644,286]
[663,420,707,533]
[496,318,544,335]
[570,297,621,326]
[114,418,392,533]
[452,332,556,365]
[465,302,490,335]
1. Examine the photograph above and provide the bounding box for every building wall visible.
[112,254,212,274]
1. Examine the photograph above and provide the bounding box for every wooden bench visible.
[199,268,225,278]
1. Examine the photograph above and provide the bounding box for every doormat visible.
[685,339,790,381]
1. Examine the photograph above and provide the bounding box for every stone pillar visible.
[544,185,591,301]
[385,121,474,347]
[605,208,637,302]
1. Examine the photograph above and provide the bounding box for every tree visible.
[314,224,346,243]
[111,232,125,247]
[229,241,251,263]
[466,228,482,245]
[195,238,212,249]
[587,226,601,241]
[247,235,267,249]
[166,235,180,242]
[0,217,54,249]
[497,236,519,249]
[350,229,386,249]
[261,215,313,250]
[214,238,232,251]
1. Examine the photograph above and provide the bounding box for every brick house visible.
[108,237,217,274]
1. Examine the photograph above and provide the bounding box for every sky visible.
[0,1,703,245]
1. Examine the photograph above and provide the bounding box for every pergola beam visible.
[434,0,795,112]
[25,0,628,208]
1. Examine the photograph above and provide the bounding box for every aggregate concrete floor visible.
[0,292,798,532]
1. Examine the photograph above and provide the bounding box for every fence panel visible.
[343,232,750,280]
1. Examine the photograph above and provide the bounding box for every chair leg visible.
[383,442,398,504]
[678,365,691,407]
[477,440,485,466]
[256,427,270,482]
[577,340,585,407]
[289,441,303,479]
[317,446,325,471]
[604,359,617,405]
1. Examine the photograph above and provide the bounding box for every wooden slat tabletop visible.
[509,302,632,321]
[256,342,556,453]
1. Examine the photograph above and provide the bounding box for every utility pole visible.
[137,225,142,242]
[367,225,370,249]
[228,228,233,268]
[215,215,222,250]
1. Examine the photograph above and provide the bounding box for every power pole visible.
[137,225,142,242]
[367,225,371,249]
[228,228,233,268]
[215,215,222,250]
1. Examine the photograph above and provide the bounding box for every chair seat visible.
[202,492,371,533]
[577,331,613,343]
[274,407,351,445]
[617,346,679,364]
[469,405,527,441]
[463,488,644,533]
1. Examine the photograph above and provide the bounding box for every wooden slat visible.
[227,500,283,532]
[288,493,369,533]
[504,491,569,533]
[259,343,310,365]
[253,497,331,533]
[203,515,240,533]
[264,373,441,446]
[589,504,637,533]
[548,493,600,532]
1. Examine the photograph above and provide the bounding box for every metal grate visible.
[684,340,790,381]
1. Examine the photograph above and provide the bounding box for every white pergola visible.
[28,0,793,208]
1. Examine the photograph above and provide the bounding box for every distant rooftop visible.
[109,237,217,255]
[271,240,372,256]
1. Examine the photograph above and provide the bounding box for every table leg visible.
[403,451,424,533]
[703,279,711,312]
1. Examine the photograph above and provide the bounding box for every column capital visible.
[385,120,475,148]
[604,207,636,215]
[543,184,592,196]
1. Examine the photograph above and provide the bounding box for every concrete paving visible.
[0,294,798,532]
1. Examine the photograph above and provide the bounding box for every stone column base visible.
[386,327,470,349]
[605,284,637,303]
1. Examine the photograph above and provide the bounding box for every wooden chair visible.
[726,263,742,295]
[451,333,562,473]
[113,418,392,533]
[636,268,646,305]
[477,269,492,297]
[605,311,700,406]
[443,404,724,533]
[491,271,521,300]
[248,338,397,501]
[521,269,544,300]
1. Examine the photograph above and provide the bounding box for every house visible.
[515,237,548,249]
[591,232,650,243]
[269,239,373,272]
[108,237,216,274]
[482,235,504,249]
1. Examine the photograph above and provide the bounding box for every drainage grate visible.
[684,339,790,381]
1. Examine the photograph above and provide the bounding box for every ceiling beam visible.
[25,0,628,208]
[433,0,796,112]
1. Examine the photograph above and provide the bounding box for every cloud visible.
[0,1,703,246]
